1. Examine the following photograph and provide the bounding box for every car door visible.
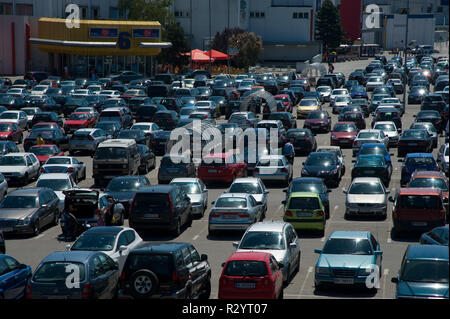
[188,245,208,297]
[89,255,110,299]
[28,154,40,178]
[110,231,128,270]
[97,253,119,298]
[19,112,27,129]
[180,246,196,294]
[25,155,35,179]
[0,257,26,299]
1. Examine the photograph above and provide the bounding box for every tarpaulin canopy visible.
[204,49,229,60]
[182,49,215,62]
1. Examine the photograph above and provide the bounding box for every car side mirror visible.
[79,161,84,165]
[211,201,215,205]
[201,254,208,262]
[314,249,322,254]
[221,262,225,267]
[388,196,394,202]
[18,264,28,270]
[119,245,127,253]
[386,189,391,194]
[232,242,239,248]
[65,244,71,251]
[281,200,286,205]
[389,153,394,156]
[374,250,383,256]
[391,277,399,284]
[443,198,449,203]
[278,263,284,269]
[289,242,297,248]
[343,188,347,194]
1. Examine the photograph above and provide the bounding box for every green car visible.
[283,192,326,236]
[351,154,391,185]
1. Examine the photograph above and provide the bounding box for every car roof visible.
[217,193,252,199]
[9,187,43,195]
[398,188,441,195]
[406,245,448,260]
[227,251,271,262]
[351,177,383,183]
[232,177,262,184]
[329,231,371,240]
[83,226,126,235]
[41,251,98,263]
[170,178,200,183]
[289,192,321,198]
[38,173,70,180]
[138,185,177,193]
[405,153,434,158]
[246,221,289,233]
[4,152,29,157]
[411,171,446,178]
[360,143,387,148]
[131,242,190,254]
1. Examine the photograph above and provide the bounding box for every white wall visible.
[385,14,435,49]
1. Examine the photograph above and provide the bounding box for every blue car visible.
[356,143,393,168]
[400,153,439,186]
[420,226,449,246]
[29,251,120,299]
[314,231,383,291]
[392,245,449,299]
[0,255,32,299]
[350,85,368,100]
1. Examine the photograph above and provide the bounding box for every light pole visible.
[402,0,410,106]
[209,0,212,73]
[190,0,193,71]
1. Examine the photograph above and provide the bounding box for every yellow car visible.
[183,78,195,88]
[296,98,321,118]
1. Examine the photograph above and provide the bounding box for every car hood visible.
[65,120,88,125]
[317,254,374,269]
[397,281,449,298]
[333,132,357,138]
[237,249,287,263]
[383,131,398,137]
[347,194,386,204]
[0,208,37,220]
[305,119,327,124]
[105,191,136,202]
[187,194,203,205]
[304,166,335,174]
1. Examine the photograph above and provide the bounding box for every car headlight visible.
[331,135,337,139]
[315,266,330,275]
[17,217,31,225]
[358,268,371,276]
[301,168,308,175]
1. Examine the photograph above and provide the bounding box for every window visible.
[189,246,200,263]
[4,256,20,270]
[304,12,308,19]
[250,11,254,18]
[110,7,118,19]
[90,256,105,278]
[16,4,33,16]
[0,3,13,15]
[124,230,136,244]
[91,7,99,19]
[182,247,192,266]
[117,233,128,249]
[80,6,88,19]
[370,235,378,251]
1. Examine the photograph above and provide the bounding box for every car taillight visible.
[81,282,91,299]
[353,140,358,146]
[168,194,175,215]
[316,211,324,217]
[89,135,95,141]
[246,120,251,124]
[434,166,440,171]
[120,271,126,281]
[210,212,220,218]
[285,210,293,217]
[67,167,74,173]
[419,141,427,146]
[280,168,287,173]
[439,209,445,219]
[402,167,408,173]
[305,138,310,142]
[172,271,179,282]
[25,281,32,299]
[398,141,406,146]
[239,213,249,218]
[129,195,136,217]
[40,167,45,173]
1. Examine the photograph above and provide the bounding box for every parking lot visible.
[2,51,449,300]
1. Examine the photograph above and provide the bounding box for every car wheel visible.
[173,218,182,236]
[23,173,29,185]
[199,277,211,299]
[186,210,193,227]
[295,252,301,273]
[33,221,40,237]
[129,270,159,299]
[53,212,59,226]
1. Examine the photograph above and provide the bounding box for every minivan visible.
[92,139,140,186]
[129,185,193,236]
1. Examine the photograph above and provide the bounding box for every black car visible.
[372,85,395,98]
[349,71,367,85]
[286,128,317,155]
[301,152,341,187]
[338,106,363,121]
[0,95,26,110]
[0,230,4,253]
[225,100,242,119]
[0,141,19,156]
[30,112,63,128]
[408,86,429,104]
[118,242,211,299]
[86,95,106,111]
[159,98,183,113]
[421,94,446,117]
[410,75,430,90]
[371,108,402,132]
[23,128,70,152]
[63,97,89,117]
[129,185,193,236]
[137,144,156,174]
[263,80,279,95]
[135,104,167,123]
[117,129,150,147]
[128,97,153,114]
[30,96,61,113]
[148,84,170,98]
[414,110,443,134]
[208,96,227,115]
[94,121,121,139]
[152,111,179,131]
[268,112,297,130]
[397,129,432,157]
[151,130,172,155]
[0,187,60,236]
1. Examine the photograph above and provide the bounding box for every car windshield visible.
[224,260,268,277]
[299,100,317,106]
[357,157,384,166]
[180,108,195,116]
[215,197,247,208]
[349,182,384,194]
[0,196,37,208]
[0,113,18,119]
[401,260,449,283]
[333,124,356,132]
[305,154,336,166]
[405,157,435,166]
[71,234,116,251]
[359,146,387,156]
[0,123,12,131]
[400,195,440,209]
[288,197,320,210]
[170,182,201,194]
[409,178,448,191]
[30,147,55,155]
[287,131,308,138]
[106,179,141,192]
[308,112,326,119]
[229,182,262,194]
[33,262,86,283]
[96,123,117,131]
[322,238,373,255]
[46,158,70,165]
[374,124,396,131]
[291,182,325,193]
[403,130,425,138]
[0,156,26,166]
[240,231,285,250]
[118,131,139,139]
[94,147,126,160]
[69,113,87,120]
[23,109,37,115]
[358,132,379,139]
[37,179,71,191]
[28,130,56,139]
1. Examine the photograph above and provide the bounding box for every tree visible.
[211,28,245,53]
[315,0,345,52]
[229,32,263,69]
[118,0,189,67]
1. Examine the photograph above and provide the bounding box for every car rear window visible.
[126,253,172,277]
[224,260,268,277]
[215,197,247,208]
[133,193,170,210]
[399,195,441,209]
[33,262,86,283]
[405,157,435,166]
[288,197,320,210]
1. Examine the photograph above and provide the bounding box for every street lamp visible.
[402,0,410,105]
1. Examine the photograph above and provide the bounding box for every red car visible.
[218,252,284,299]
[303,110,332,133]
[64,112,95,134]
[341,111,366,130]
[197,153,247,184]
[32,122,65,134]
[0,122,23,143]
[330,122,359,148]
[29,144,64,165]
[274,95,293,112]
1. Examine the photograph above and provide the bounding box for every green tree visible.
[211,28,245,53]
[229,32,263,69]
[315,0,345,52]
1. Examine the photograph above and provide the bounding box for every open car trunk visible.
[63,189,99,220]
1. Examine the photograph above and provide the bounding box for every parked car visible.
[419,226,449,246]
[136,144,156,174]
[35,173,77,212]
[158,154,196,184]
[104,176,150,216]
[198,153,247,184]
[286,128,317,155]
[414,110,443,134]
[397,129,432,157]
[0,122,23,144]
[41,156,86,183]
[373,121,399,147]
[29,144,64,166]
[228,177,269,218]
[410,122,438,148]
[94,121,121,139]
[391,245,448,299]
[253,155,293,186]
[304,110,331,133]
[64,112,96,134]
[314,231,383,291]
[23,129,70,152]
[0,111,28,130]
[169,178,208,218]
[0,255,32,299]
[400,153,439,186]
[353,129,389,156]
[0,152,40,185]
[301,152,342,187]
[352,154,391,186]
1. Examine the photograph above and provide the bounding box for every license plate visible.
[0,227,13,232]
[235,282,256,289]
[208,169,217,173]
[105,176,116,179]
[412,222,427,226]
[408,143,417,146]
[144,214,159,218]
[296,212,312,217]
[364,170,375,174]
[334,278,354,285]
[167,168,179,172]
[223,214,238,219]
[46,295,68,299]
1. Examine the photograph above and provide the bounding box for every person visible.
[283,138,295,165]
[328,63,334,74]
[64,65,69,79]
[103,196,115,226]
[36,133,45,145]
[61,204,78,241]
[96,208,104,226]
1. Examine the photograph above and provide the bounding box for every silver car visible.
[169,178,208,217]
[69,128,108,156]
[331,96,352,114]
[41,156,86,183]
[0,111,28,130]
[208,193,264,235]
[366,76,384,91]
[253,155,293,186]
[437,143,449,176]
[22,107,41,126]
[228,177,269,218]
[353,129,389,156]
[234,221,301,285]
[343,177,390,219]
[373,121,400,147]
[229,112,259,129]
[0,173,7,201]
[410,122,438,148]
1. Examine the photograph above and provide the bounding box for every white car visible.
[329,88,350,102]
[36,173,78,211]
[21,107,42,125]
[6,88,28,98]
[0,152,40,185]
[353,129,389,156]
[373,121,399,146]
[234,221,301,285]
[366,76,384,91]
[71,89,90,97]
[130,122,162,136]
[41,156,87,183]
[87,85,102,95]
[316,86,332,102]
[379,97,404,115]
[98,90,121,98]
[30,85,49,96]
[254,155,293,186]
[0,173,8,201]
[169,178,208,217]
[228,177,269,217]
[0,110,28,129]
[344,177,390,219]
[331,96,353,114]
[68,226,143,271]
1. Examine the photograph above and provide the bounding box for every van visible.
[390,188,447,236]
[148,84,170,98]
[129,185,193,236]
[92,139,140,186]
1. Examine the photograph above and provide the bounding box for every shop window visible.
[0,3,13,15]
[437,6,443,13]
[261,12,265,18]
[293,12,297,19]
[250,11,254,18]
[16,4,33,16]
[110,7,118,19]
[80,6,88,19]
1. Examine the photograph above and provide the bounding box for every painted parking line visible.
[298,266,313,299]
[383,268,389,299]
